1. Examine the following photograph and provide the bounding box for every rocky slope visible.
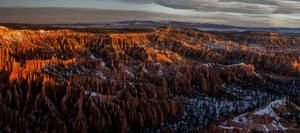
[216,99,300,132]
[0,25,299,132]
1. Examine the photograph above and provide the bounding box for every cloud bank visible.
[0,0,299,27]
[117,0,300,14]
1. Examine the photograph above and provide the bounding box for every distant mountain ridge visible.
[50,21,300,33]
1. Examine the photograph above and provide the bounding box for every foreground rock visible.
[216,99,300,132]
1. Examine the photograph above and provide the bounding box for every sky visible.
[0,0,300,27]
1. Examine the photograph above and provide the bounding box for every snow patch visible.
[90,54,96,60]
[101,62,106,67]
[232,113,247,123]
[85,90,101,97]
[253,99,286,120]
[154,62,161,66]
[264,125,270,132]
[176,72,184,78]
[125,70,135,78]
[94,71,107,80]
[219,125,241,130]
[142,68,149,73]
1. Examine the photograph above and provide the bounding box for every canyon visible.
[0,24,300,132]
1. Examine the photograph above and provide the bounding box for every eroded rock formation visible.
[0,26,299,132]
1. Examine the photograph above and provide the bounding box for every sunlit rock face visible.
[0,25,299,132]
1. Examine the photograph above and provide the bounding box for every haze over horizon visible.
[0,0,300,28]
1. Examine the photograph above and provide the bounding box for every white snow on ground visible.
[157,70,163,76]
[218,125,235,130]
[125,70,135,78]
[272,121,279,130]
[101,62,106,67]
[94,71,107,80]
[154,62,161,66]
[264,125,270,132]
[166,87,274,131]
[295,104,300,111]
[253,99,286,120]
[232,113,247,123]
[278,122,288,130]
[219,98,300,132]
[201,62,248,68]
[142,68,149,73]
[176,72,184,78]
[85,90,102,97]
[90,54,96,60]
[206,42,227,50]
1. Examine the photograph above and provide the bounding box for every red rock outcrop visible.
[0,26,300,132]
